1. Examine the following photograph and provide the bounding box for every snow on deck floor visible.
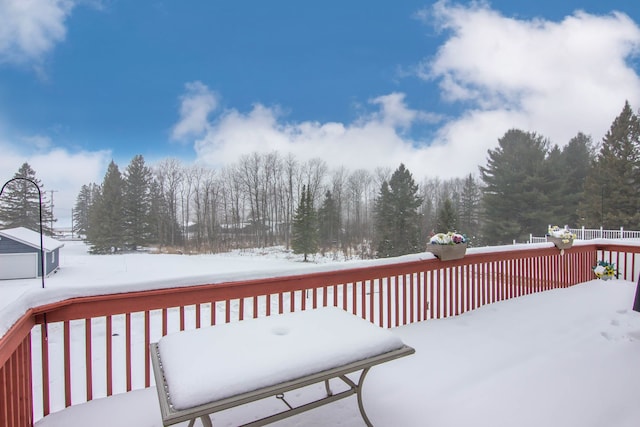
[36,279,640,427]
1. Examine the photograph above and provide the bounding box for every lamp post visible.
[0,177,46,289]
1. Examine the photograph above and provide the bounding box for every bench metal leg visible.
[187,416,213,427]
[337,369,374,427]
[324,379,333,396]
[355,368,373,427]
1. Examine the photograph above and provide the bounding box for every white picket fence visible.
[528,226,640,244]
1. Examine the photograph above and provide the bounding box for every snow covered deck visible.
[35,280,640,427]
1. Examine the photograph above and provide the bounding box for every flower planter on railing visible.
[547,225,576,251]
[427,242,467,261]
[547,236,573,250]
[427,232,467,261]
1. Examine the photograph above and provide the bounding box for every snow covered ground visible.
[3,242,640,426]
[0,241,383,338]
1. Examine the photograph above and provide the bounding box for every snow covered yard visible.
[34,276,640,427]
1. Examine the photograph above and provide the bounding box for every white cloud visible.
[0,0,75,65]
[191,93,435,174]
[187,3,640,181]
[0,139,111,227]
[368,93,441,130]
[171,81,219,141]
[421,1,640,154]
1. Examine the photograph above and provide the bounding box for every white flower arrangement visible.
[429,232,467,245]
[547,225,576,244]
[427,231,467,261]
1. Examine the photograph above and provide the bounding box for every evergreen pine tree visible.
[579,101,640,228]
[148,179,167,246]
[73,183,99,237]
[374,164,422,258]
[317,190,341,250]
[123,155,153,250]
[553,133,593,226]
[374,182,394,257]
[292,185,318,261]
[458,174,482,245]
[435,197,458,232]
[87,161,125,253]
[480,129,550,244]
[0,162,55,234]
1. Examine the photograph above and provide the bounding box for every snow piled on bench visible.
[158,307,405,410]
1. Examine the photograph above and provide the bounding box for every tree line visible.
[72,153,484,256]
[3,101,640,258]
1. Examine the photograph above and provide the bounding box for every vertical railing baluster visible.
[195,304,201,329]
[352,281,357,316]
[161,309,168,336]
[265,295,271,317]
[106,315,113,397]
[41,322,50,417]
[85,319,93,401]
[144,311,150,388]
[360,281,366,319]
[405,274,411,325]
[429,270,435,319]
[378,279,384,328]
[125,313,132,392]
[369,280,375,323]
[63,320,71,407]
[8,355,15,426]
[387,276,395,328]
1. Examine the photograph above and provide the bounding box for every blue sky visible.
[2,0,640,225]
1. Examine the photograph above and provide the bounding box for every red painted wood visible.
[238,298,245,321]
[41,324,50,417]
[125,313,132,392]
[429,270,435,320]
[64,320,71,407]
[85,319,93,401]
[2,242,640,426]
[106,316,112,397]
[8,356,15,426]
[394,276,400,327]
[144,311,150,388]
[378,279,383,328]
[1,363,7,427]
[369,281,375,323]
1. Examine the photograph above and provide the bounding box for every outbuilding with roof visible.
[0,227,64,280]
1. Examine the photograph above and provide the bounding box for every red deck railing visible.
[1,242,638,426]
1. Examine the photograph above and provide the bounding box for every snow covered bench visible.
[150,307,415,427]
